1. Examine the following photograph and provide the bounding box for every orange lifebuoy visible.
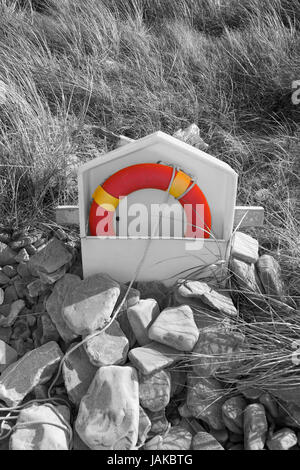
[89,163,211,238]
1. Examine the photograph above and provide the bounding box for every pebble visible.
[267,428,297,450]
[27,279,48,298]
[231,231,259,264]
[83,320,129,367]
[15,248,30,263]
[0,300,25,327]
[0,340,17,372]
[176,280,238,317]
[0,270,10,286]
[244,404,268,450]
[2,265,17,278]
[187,374,225,430]
[192,431,224,450]
[138,370,171,412]
[62,274,120,335]
[148,305,199,351]
[222,395,247,434]
[259,393,279,418]
[75,365,140,450]
[135,281,169,310]
[143,426,192,450]
[192,325,244,377]
[147,409,169,437]
[0,341,63,406]
[40,314,60,344]
[4,285,18,303]
[127,299,160,346]
[230,258,260,292]
[0,327,12,343]
[128,342,181,375]
[0,242,16,266]
[28,237,72,274]
[10,404,70,450]
[39,265,67,285]
[46,273,81,342]
[62,343,98,406]
[137,406,151,447]
[256,254,284,297]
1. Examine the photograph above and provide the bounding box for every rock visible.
[0,270,10,286]
[173,123,209,151]
[135,281,169,310]
[75,365,140,450]
[256,255,284,297]
[27,279,48,298]
[176,280,237,317]
[0,299,25,327]
[116,283,140,312]
[15,248,29,263]
[62,343,98,406]
[40,314,60,344]
[46,274,81,342]
[222,396,247,434]
[268,386,300,408]
[187,374,225,430]
[227,443,244,450]
[63,274,120,335]
[128,342,181,375]
[0,341,63,406]
[0,232,11,244]
[127,299,160,346]
[0,288,3,305]
[2,265,17,278]
[143,426,192,450]
[34,384,48,399]
[10,234,40,250]
[117,310,136,348]
[73,431,90,451]
[259,393,279,418]
[17,262,34,281]
[10,404,70,450]
[178,402,193,418]
[139,370,171,412]
[267,428,297,450]
[4,285,18,303]
[28,237,72,274]
[192,325,244,377]
[14,279,26,298]
[277,402,300,428]
[0,327,12,343]
[137,406,151,447]
[192,432,224,450]
[147,409,169,437]
[210,428,229,444]
[230,258,260,292]
[39,265,67,285]
[148,305,199,351]
[0,242,16,266]
[244,404,268,450]
[231,232,259,264]
[0,340,17,372]
[84,320,129,367]
[11,317,31,340]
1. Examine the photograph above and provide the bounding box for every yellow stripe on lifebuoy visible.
[169,170,191,199]
[92,185,119,212]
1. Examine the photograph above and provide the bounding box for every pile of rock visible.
[0,227,298,450]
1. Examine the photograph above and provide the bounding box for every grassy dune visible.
[0,0,299,294]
